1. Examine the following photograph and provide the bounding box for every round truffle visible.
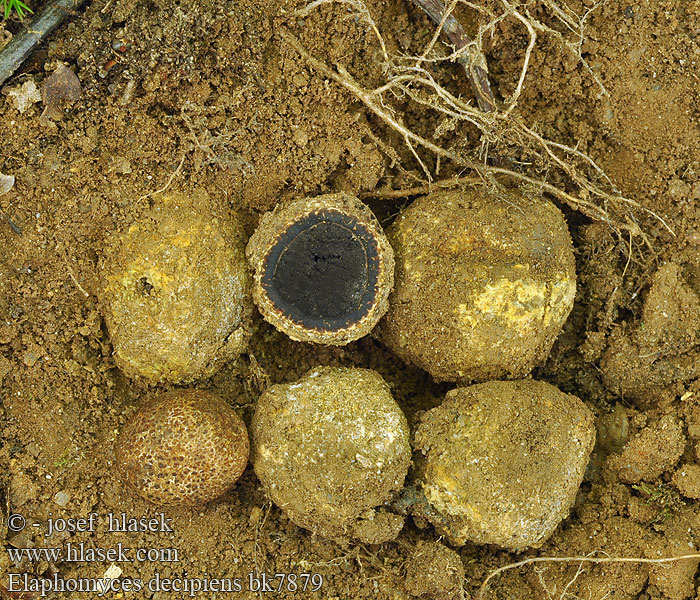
[99,191,252,383]
[251,367,410,543]
[414,379,595,550]
[377,188,576,382]
[246,194,394,345]
[116,389,249,506]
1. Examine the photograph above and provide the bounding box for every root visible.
[252,501,272,600]
[180,100,255,174]
[137,154,186,203]
[410,0,497,112]
[283,0,674,241]
[477,552,700,599]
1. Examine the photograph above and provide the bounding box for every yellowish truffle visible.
[414,379,595,550]
[99,191,252,383]
[251,367,410,543]
[378,188,576,382]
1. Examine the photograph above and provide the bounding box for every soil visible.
[1,0,700,598]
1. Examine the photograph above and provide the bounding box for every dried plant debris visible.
[40,64,81,121]
[4,79,41,113]
[0,25,11,51]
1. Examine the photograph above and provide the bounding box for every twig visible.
[477,553,700,598]
[2,212,21,234]
[410,0,497,112]
[0,0,85,86]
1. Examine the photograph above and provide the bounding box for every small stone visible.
[292,129,309,147]
[292,72,309,87]
[0,172,14,196]
[109,155,132,174]
[54,490,71,507]
[41,64,82,121]
[22,350,40,367]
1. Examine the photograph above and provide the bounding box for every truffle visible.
[246,193,394,345]
[99,191,252,383]
[116,389,249,506]
[377,188,576,382]
[414,379,595,550]
[251,367,410,543]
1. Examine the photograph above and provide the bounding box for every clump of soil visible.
[377,188,576,383]
[116,388,249,506]
[672,464,700,500]
[414,379,595,550]
[251,366,410,544]
[611,415,685,483]
[404,540,464,599]
[602,262,700,400]
[99,191,251,383]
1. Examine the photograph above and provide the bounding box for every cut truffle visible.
[246,194,394,345]
[116,389,250,506]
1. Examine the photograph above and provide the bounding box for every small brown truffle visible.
[99,191,252,383]
[414,379,595,550]
[378,188,576,382]
[251,367,410,543]
[116,389,249,506]
[246,193,394,345]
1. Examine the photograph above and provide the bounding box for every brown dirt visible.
[2,0,700,598]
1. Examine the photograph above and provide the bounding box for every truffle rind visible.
[99,191,252,383]
[414,379,595,550]
[116,389,250,506]
[378,188,576,382]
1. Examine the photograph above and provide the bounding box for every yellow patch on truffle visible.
[457,276,574,334]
